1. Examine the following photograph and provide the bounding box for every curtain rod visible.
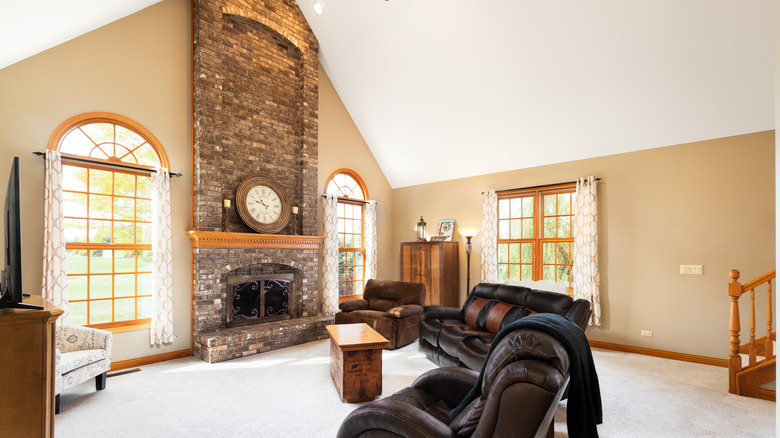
[320,194,375,205]
[33,151,182,177]
[483,178,602,194]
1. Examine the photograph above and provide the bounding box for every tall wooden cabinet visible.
[0,296,62,438]
[401,241,460,307]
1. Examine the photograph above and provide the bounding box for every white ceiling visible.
[2,1,773,188]
[298,0,774,188]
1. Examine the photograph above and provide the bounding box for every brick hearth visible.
[188,232,330,363]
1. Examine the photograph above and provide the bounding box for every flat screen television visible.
[0,157,41,310]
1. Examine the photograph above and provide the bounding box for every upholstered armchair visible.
[335,279,426,349]
[55,324,113,413]
[337,327,571,438]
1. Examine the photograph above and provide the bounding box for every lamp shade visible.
[458,227,480,238]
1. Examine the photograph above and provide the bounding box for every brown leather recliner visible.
[335,279,426,349]
[337,327,571,438]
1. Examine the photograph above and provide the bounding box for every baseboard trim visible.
[110,348,192,372]
[589,340,728,368]
[758,388,776,402]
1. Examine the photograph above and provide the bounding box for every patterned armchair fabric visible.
[55,324,113,411]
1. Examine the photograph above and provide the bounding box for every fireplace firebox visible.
[226,274,293,327]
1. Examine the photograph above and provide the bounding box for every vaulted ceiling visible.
[2,1,773,188]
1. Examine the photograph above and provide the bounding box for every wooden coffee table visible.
[326,323,389,402]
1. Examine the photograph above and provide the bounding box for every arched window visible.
[325,169,368,301]
[48,112,169,330]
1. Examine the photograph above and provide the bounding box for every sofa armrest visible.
[57,324,113,358]
[338,299,369,312]
[411,366,479,408]
[385,304,422,319]
[422,305,464,321]
[337,398,457,438]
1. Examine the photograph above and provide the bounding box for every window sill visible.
[86,320,151,334]
[339,294,363,303]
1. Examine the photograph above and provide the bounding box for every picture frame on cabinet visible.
[435,219,455,241]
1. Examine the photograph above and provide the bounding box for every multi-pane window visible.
[497,184,576,293]
[51,114,168,330]
[326,170,368,300]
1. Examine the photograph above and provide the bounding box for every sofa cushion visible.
[464,297,491,328]
[335,309,387,325]
[458,334,493,371]
[438,325,491,359]
[364,279,426,312]
[420,318,463,346]
[59,349,107,375]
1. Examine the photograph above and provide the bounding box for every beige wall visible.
[317,65,395,281]
[0,0,192,361]
[0,0,773,364]
[392,131,775,359]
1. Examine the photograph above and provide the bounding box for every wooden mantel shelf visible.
[187,230,324,250]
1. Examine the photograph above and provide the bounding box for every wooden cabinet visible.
[0,296,62,438]
[401,241,460,307]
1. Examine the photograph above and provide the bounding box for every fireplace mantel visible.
[187,230,324,250]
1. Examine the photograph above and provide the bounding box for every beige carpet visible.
[55,340,776,437]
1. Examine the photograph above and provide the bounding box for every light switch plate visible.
[680,265,703,275]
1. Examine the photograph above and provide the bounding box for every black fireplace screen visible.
[227,275,292,327]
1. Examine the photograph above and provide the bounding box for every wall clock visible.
[235,175,291,234]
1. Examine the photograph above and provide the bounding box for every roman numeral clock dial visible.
[235,176,291,234]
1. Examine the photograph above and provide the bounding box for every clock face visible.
[246,185,282,224]
[235,176,291,234]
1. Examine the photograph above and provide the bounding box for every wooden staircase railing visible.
[728,269,776,399]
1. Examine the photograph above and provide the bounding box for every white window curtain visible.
[42,150,70,323]
[150,167,175,344]
[573,176,601,326]
[364,200,378,281]
[480,189,498,283]
[321,194,339,315]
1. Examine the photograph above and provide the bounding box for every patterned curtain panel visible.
[42,150,70,323]
[364,200,378,281]
[480,189,498,283]
[573,176,601,326]
[150,168,175,344]
[321,194,339,315]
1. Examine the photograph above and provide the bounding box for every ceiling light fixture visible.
[312,1,324,16]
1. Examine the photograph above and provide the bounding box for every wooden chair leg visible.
[55,394,60,415]
[95,372,107,391]
[546,420,554,438]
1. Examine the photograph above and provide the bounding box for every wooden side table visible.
[326,323,389,402]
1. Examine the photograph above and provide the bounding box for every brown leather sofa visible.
[337,327,571,438]
[335,279,426,349]
[420,282,592,371]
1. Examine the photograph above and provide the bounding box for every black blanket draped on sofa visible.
[450,312,603,438]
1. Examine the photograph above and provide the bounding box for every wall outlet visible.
[640,330,653,337]
[680,265,703,275]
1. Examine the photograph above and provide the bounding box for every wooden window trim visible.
[52,112,167,329]
[326,170,368,299]
[326,168,369,200]
[497,183,576,294]
[47,112,170,169]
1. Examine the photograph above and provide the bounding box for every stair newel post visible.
[728,269,743,394]
[766,279,773,358]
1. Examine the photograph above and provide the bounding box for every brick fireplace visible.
[190,0,329,363]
